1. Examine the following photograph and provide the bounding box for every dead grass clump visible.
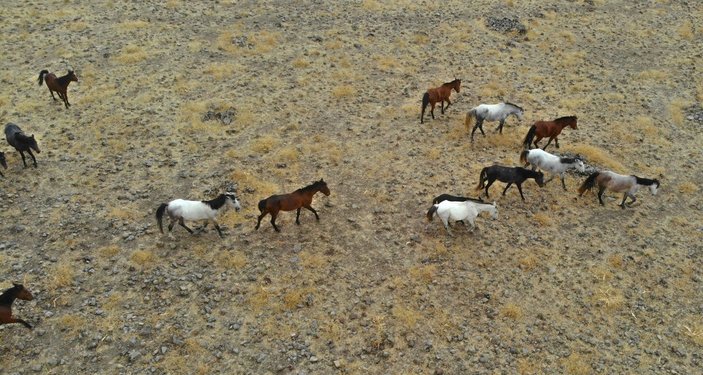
[276,146,300,163]
[607,254,623,269]
[99,244,120,258]
[682,321,703,346]
[677,20,694,40]
[519,255,538,271]
[595,286,624,310]
[58,314,87,335]
[332,84,356,98]
[678,181,698,194]
[409,264,437,283]
[51,263,75,289]
[203,62,240,79]
[517,358,540,374]
[282,287,314,310]
[115,44,148,64]
[533,212,553,227]
[250,136,279,154]
[251,31,280,54]
[392,306,420,329]
[561,352,591,375]
[479,81,507,98]
[130,250,155,266]
[118,20,150,30]
[68,21,89,32]
[500,303,523,320]
[562,144,625,172]
[301,251,327,269]
[668,99,689,126]
[216,251,247,269]
[249,286,273,309]
[636,69,668,82]
[292,58,310,69]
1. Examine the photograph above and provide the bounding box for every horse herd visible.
[0,74,661,331]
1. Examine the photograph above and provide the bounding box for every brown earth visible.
[1,1,702,374]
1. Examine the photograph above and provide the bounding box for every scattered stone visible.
[486,17,527,34]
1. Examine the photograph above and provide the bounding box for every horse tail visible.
[156,203,168,234]
[426,205,438,221]
[523,125,536,149]
[464,109,476,131]
[519,150,529,165]
[257,198,268,213]
[578,172,600,196]
[38,70,49,86]
[476,167,488,190]
[420,92,429,123]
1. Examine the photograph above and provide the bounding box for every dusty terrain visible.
[1,0,702,374]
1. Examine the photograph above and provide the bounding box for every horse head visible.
[569,116,578,129]
[535,171,545,187]
[224,192,241,211]
[67,70,78,82]
[29,135,41,153]
[317,178,331,196]
[453,79,461,93]
[489,202,498,220]
[12,283,33,301]
[649,180,660,195]
[574,159,586,173]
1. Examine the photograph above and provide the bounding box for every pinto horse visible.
[465,102,524,141]
[38,69,78,108]
[578,171,660,208]
[520,149,585,190]
[523,116,577,150]
[5,123,40,168]
[420,79,461,124]
[256,179,330,232]
[156,192,241,238]
[0,152,6,177]
[0,283,34,329]
[476,165,544,201]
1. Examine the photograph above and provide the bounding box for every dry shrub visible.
[519,255,538,271]
[250,136,279,154]
[562,144,625,172]
[203,62,240,79]
[409,264,437,283]
[533,212,553,227]
[99,244,120,258]
[637,69,668,81]
[249,286,273,309]
[282,287,314,310]
[251,31,280,54]
[51,263,75,289]
[607,254,623,269]
[292,58,309,68]
[678,181,698,194]
[107,207,136,220]
[130,250,155,266]
[332,84,356,98]
[276,146,300,163]
[58,314,86,335]
[115,44,148,64]
[501,303,523,320]
[595,286,624,310]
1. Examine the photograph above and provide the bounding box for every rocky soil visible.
[1,1,701,374]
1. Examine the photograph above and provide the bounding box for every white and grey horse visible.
[427,200,498,236]
[520,149,585,190]
[156,192,241,238]
[578,171,660,208]
[464,102,524,141]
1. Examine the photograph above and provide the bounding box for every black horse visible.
[476,165,545,201]
[5,123,40,168]
[432,193,484,205]
[0,151,6,177]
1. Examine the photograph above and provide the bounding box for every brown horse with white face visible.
[38,69,78,108]
[522,116,578,150]
[420,79,461,124]
[578,171,660,208]
[255,179,330,232]
[0,283,34,329]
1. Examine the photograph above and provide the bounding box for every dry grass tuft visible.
[115,44,148,64]
[118,20,150,30]
[636,69,668,81]
[409,264,437,283]
[595,286,624,310]
[250,136,279,154]
[500,303,523,320]
[668,99,688,126]
[607,254,623,269]
[99,244,121,258]
[533,212,553,226]
[332,84,357,98]
[215,251,247,269]
[203,62,240,79]
[249,286,273,309]
[678,181,698,194]
[301,251,327,269]
[517,358,540,374]
[563,144,625,172]
[561,352,591,375]
[130,250,155,266]
[677,20,694,40]
[51,263,75,289]
[392,305,420,329]
[682,321,703,346]
[519,255,538,271]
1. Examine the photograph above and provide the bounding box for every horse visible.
[256,179,330,232]
[432,193,484,205]
[476,165,545,201]
[427,200,498,236]
[522,116,578,150]
[5,123,40,168]
[38,69,78,108]
[578,171,660,208]
[520,149,585,190]
[0,152,6,177]
[464,102,524,141]
[420,79,461,124]
[0,283,34,329]
[156,192,241,238]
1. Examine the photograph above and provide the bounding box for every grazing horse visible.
[38,69,78,108]
[578,171,660,208]
[256,179,330,232]
[523,116,578,150]
[427,200,498,236]
[465,102,524,141]
[476,165,545,201]
[420,79,461,124]
[5,123,40,168]
[0,283,34,329]
[520,149,585,190]
[0,152,6,177]
[156,192,241,238]
[432,193,484,205]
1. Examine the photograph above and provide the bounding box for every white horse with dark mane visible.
[464,102,524,141]
[578,171,660,208]
[426,200,498,236]
[520,149,585,190]
[156,192,241,238]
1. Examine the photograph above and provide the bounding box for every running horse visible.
[523,116,578,150]
[578,170,660,208]
[38,69,78,108]
[0,283,34,329]
[255,179,330,232]
[420,79,461,124]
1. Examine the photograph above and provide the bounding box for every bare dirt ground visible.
[1,1,702,374]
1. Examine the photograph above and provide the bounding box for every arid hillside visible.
[1,1,701,374]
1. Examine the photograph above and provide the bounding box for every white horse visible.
[578,171,660,208]
[465,102,524,141]
[520,149,585,190]
[156,192,241,238]
[426,200,498,236]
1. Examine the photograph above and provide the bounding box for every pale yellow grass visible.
[332,84,356,98]
[50,263,75,290]
[117,20,150,30]
[562,144,625,172]
[501,303,523,320]
[203,62,241,79]
[677,20,694,40]
[115,44,148,64]
[595,286,624,310]
[668,99,689,126]
[409,264,437,283]
[561,352,591,375]
[130,250,156,266]
[533,212,553,226]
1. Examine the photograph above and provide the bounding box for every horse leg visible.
[496,119,505,133]
[441,217,452,236]
[270,212,281,232]
[6,317,32,329]
[542,137,553,151]
[212,220,224,238]
[296,208,302,225]
[484,178,496,198]
[597,187,606,205]
[628,193,637,206]
[620,193,628,209]
[477,119,486,136]
[440,100,445,114]
[502,182,513,196]
[555,138,560,149]
[255,211,268,230]
[168,218,176,232]
[48,88,57,101]
[533,136,542,149]
[304,205,320,221]
[560,173,567,190]
[430,103,436,119]
[178,218,194,234]
[27,149,37,168]
[18,151,28,168]
[444,98,451,112]
[516,183,526,201]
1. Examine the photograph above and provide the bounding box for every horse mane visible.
[555,116,577,122]
[444,79,460,86]
[298,180,325,193]
[203,194,227,209]
[0,285,20,305]
[505,102,523,111]
[633,176,659,187]
[14,132,32,143]
[560,157,577,164]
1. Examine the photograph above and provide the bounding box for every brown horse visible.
[0,283,34,329]
[255,179,330,232]
[522,116,578,150]
[38,69,78,108]
[420,79,461,124]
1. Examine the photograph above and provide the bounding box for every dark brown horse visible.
[522,116,578,150]
[38,69,78,108]
[255,179,330,232]
[420,79,461,124]
[0,283,34,329]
